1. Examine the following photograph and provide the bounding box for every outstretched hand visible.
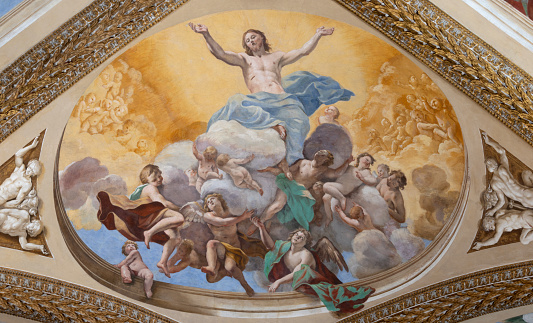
[30,136,39,148]
[316,26,334,36]
[242,209,255,219]
[189,22,208,34]
[268,280,281,293]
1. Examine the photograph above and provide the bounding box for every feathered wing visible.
[179,201,206,228]
[312,237,349,272]
[178,202,213,256]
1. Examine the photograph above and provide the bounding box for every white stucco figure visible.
[0,205,46,254]
[482,132,533,216]
[0,136,42,208]
[473,209,533,250]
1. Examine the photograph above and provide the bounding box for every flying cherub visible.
[216,153,263,195]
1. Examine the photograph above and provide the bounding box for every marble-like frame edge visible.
[0,0,532,147]
[0,266,180,323]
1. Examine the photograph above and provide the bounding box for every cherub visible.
[334,202,376,232]
[200,194,256,296]
[318,105,340,125]
[366,128,388,155]
[376,170,407,223]
[425,98,461,146]
[80,99,113,134]
[390,115,413,155]
[375,163,390,183]
[322,152,377,225]
[134,138,151,157]
[381,118,395,147]
[116,119,135,145]
[114,240,154,298]
[192,143,222,193]
[75,92,97,121]
[216,154,263,195]
[251,218,374,312]
[133,165,185,277]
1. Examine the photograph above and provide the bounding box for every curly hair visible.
[242,29,271,56]
[121,240,138,256]
[288,228,312,248]
[315,150,334,167]
[139,164,160,184]
[355,152,376,167]
[389,170,407,190]
[203,193,229,213]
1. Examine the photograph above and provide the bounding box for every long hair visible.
[203,193,229,213]
[389,170,407,190]
[288,228,312,248]
[242,29,271,56]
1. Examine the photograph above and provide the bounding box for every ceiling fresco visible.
[56,10,465,312]
[0,0,532,322]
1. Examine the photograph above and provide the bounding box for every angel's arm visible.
[203,210,254,227]
[251,217,275,250]
[233,154,254,165]
[168,259,191,274]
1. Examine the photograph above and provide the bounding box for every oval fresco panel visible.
[57,10,465,311]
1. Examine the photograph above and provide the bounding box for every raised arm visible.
[203,209,254,227]
[234,154,254,165]
[279,27,334,67]
[251,217,275,250]
[116,250,139,267]
[323,155,353,179]
[15,136,39,167]
[189,23,245,67]
[192,142,202,160]
[482,132,509,170]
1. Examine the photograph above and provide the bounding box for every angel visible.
[216,153,263,195]
[251,217,374,312]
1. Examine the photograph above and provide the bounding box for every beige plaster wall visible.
[0,0,532,322]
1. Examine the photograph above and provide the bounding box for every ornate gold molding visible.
[336,0,533,146]
[0,267,179,323]
[341,260,533,322]
[0,0,189,142]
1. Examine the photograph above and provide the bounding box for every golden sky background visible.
[112,10,404,147]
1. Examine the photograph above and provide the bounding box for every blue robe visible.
[207,71,354,165]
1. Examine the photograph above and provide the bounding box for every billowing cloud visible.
[59,157,109,210]
[389,228,425,262]
[410,164,460,240]
[196,120,286,170]
[304,123,352,168]
[349,229,402,279]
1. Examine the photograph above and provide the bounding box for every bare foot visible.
[122,277,132,284]
[145,290,153,298]
[272,125,286,140]
[340,197,347,210]
[144,231,151,249]
[157,261,171,278]
[244,284,255,297]
[201,266,217,276]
